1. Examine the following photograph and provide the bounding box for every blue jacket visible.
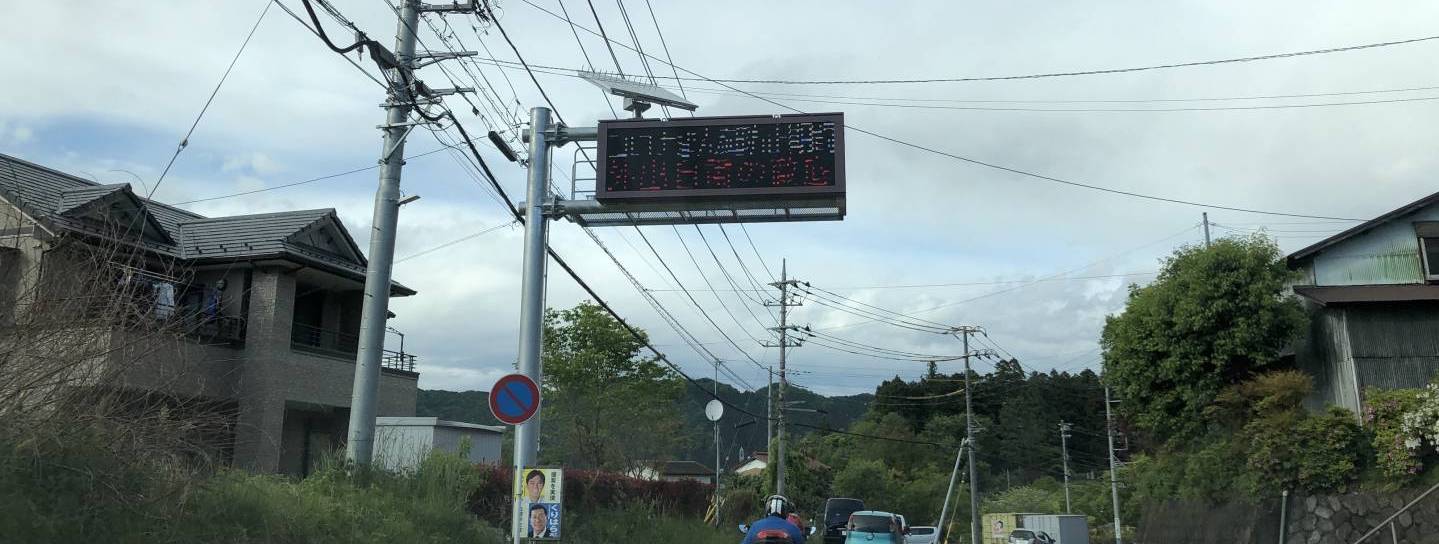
[742,515,805,544]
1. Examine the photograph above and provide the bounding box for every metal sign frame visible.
[593,112,845,202]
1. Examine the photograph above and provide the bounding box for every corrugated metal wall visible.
[1347,302,1439,390]
[1309,206,1439,286]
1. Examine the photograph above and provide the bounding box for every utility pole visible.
[766,367,775,455]
[346,0,421,467]
[763,259,802,496]
[948,325,983,544]
[714,364,721,527]
[1106,387,1123,544]
[1202,212,1211,248]
[936,438,967,543]
[1060,421,1073,514]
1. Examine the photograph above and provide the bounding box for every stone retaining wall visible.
[1285,488,1439,544]
[1134,486,1439,544]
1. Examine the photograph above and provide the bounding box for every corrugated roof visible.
[0,153,413,296]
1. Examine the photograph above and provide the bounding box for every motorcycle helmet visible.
[764,495,794,517]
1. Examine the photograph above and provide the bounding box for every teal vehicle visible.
[843,510,903,543]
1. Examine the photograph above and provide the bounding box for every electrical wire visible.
[151,1,272,198]
[516,0,1376,221]
[394,220,517,263]
[556,33,1439,85]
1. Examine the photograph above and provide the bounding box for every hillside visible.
[414,389,501,426]
[676,378,872,467]
[415,383,873,466]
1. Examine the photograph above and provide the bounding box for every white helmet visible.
[764,494,793,517]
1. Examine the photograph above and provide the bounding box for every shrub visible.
[1399,382,1439,464]
[1365,387,1425,482]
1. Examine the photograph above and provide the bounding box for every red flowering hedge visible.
[466,464,714,526]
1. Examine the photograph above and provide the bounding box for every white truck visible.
[1017,514,1089,544]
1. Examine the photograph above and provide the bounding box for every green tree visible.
[539,302,685,471]
[1100,235,1306,442]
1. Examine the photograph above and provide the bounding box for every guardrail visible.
[1351,481,1439,544]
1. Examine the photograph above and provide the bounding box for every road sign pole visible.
[513,106,553,544]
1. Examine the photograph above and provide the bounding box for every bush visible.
[566,504,735,543]
[1365,387,1426,482]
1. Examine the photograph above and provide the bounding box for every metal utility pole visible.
[1202,212,1211,248]
[1106,387,1123,544]
[346,0,421,467]
[1060,421,1073,514]
[936,439,967,541]
[763,259,802,496]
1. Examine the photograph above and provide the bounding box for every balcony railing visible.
[290,322,417,373]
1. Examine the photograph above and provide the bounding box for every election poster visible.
[516,467,562,540]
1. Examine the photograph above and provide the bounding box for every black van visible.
[821,497,865,544]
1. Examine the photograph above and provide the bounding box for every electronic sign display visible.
[595,113,844,202]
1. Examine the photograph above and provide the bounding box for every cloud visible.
[6,0,1437,398]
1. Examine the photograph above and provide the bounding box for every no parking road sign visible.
[489,373,541,425]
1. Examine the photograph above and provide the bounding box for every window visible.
[1416,222,1439,281]
[1425,236,1439,281]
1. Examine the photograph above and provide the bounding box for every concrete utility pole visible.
[948,325,983,544]
[1202,212,1211,248]
[1060,421,1073,514]
[1106,387,1123,544]
[346,0,421,467]
[714,365,721,527]
[763,259,802,496]
[767,367,775,455]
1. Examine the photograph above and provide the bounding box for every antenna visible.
[578,70,698,118]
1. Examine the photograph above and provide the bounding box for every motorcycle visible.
[737,522,817,544]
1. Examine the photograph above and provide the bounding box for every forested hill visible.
[416,382,873,466]
[415,389,501,426]
[677,378,873,467]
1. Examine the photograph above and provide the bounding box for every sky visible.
[3,0,1437,396]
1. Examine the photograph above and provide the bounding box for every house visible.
[734,451,768,477]
[0,153,419,475]
[630,460,717,484]
[1287,190,1439,415]
[373,417,503,471]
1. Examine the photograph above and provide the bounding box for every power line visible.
[394,220,516,263]
[516,0,1374,222]
[173,144,455,205]
[151,1,272,198]
[561,33,1439,85]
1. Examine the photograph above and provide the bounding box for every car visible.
[845,510,904,544]
[904,525,938,544]
[822,498,865,544]
[1008,529,1056,544]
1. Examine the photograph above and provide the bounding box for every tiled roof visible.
[0,153,412,296]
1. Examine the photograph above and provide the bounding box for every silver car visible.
[1009,529,1056,544]
[903,525,938,544]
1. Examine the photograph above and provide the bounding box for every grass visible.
[565,504,738,543]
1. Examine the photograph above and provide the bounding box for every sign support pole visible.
[513,106,553,544]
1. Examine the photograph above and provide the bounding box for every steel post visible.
[511,106,553,544]
[345,0,419,467]
[936,440,965,542]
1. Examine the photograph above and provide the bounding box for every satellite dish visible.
[704,399,724,422]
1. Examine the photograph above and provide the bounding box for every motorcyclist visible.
[741,495,806,544]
